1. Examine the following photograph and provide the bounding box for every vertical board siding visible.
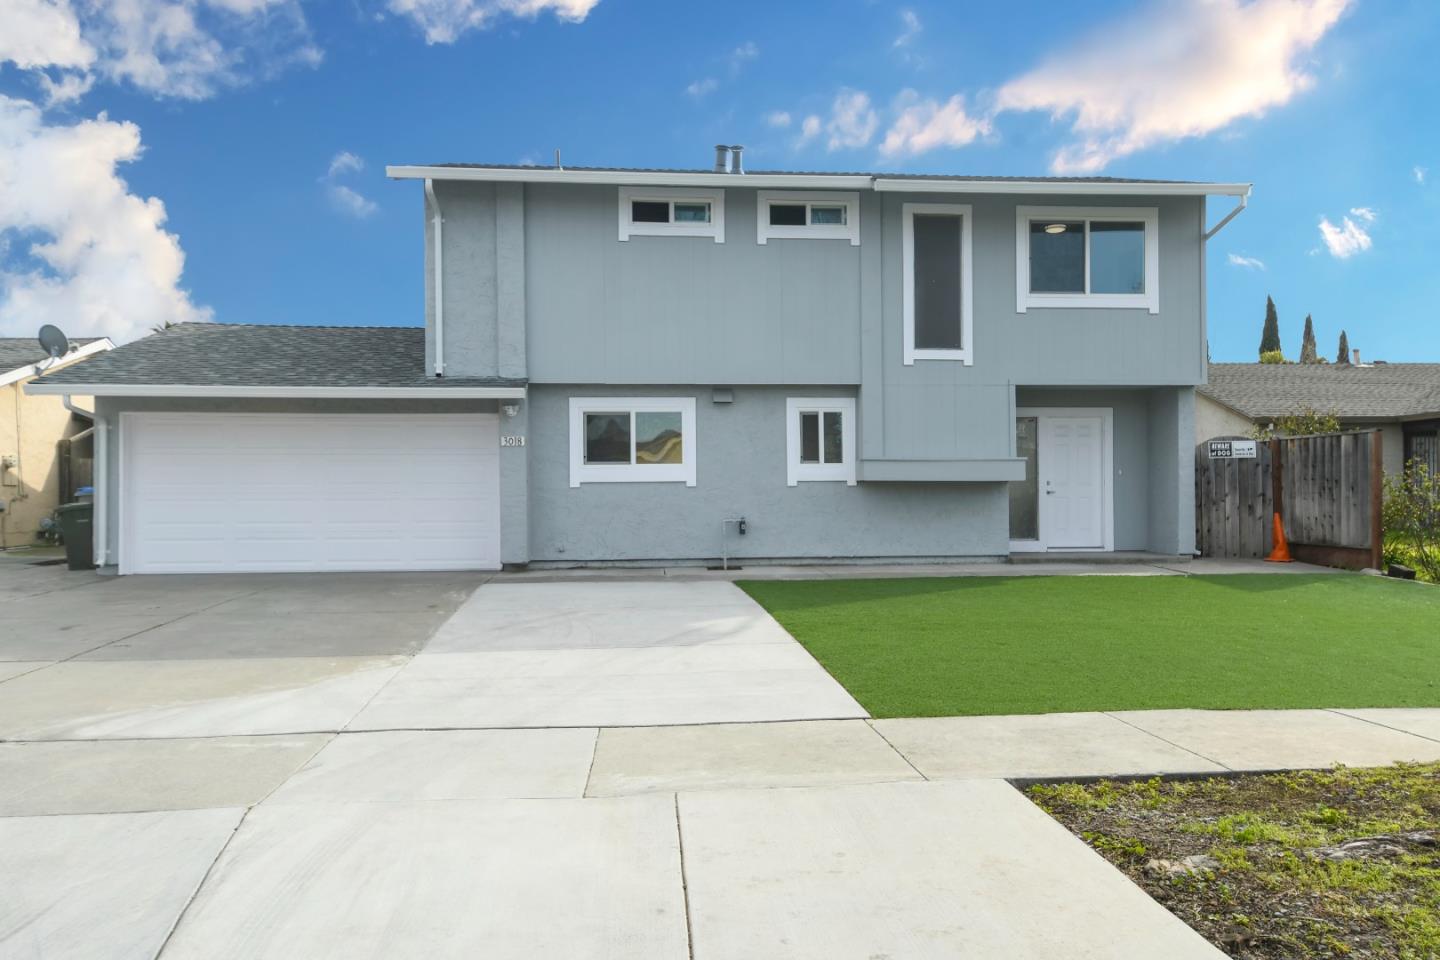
[1196,431,1381,565]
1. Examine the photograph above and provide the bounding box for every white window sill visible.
[1020,293,1158,314]
[903,347,973,366]
[570,465,695,487]
[788,468,857,486]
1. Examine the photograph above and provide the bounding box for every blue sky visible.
[1,0,1435,362]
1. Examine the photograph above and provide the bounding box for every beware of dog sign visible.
[1208,439,1258,459]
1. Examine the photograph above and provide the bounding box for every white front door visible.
[1037,415,1105,550]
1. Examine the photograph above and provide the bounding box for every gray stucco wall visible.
[524,384,1010,563]
[93,397,500,570]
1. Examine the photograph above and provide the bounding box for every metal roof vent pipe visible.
[729,145,744,174]
[713,144,729,173]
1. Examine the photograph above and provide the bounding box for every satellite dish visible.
[38,324,70,359]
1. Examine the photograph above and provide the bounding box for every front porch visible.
[1008,385,1195,556]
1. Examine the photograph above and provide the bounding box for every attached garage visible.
[118,412,501,574]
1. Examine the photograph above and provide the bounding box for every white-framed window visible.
[902,202,973,366]
[618,187,725,243]
[756,191,861,245]
[569,397,697,487]
[785,397,857,486]
[1015,206,1159,313]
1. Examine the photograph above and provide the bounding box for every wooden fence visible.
[1196,431,1383,569]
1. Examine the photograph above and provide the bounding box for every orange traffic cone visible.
[1264,512,1293,563]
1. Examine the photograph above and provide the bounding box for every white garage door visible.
[121,413,501,574]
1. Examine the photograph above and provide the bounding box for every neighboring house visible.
[1199,363,1440,478]
[29,156,1251,573]
[1,337,113,548]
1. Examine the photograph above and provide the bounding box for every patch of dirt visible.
[1028,764,1440,959]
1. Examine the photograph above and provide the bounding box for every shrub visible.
[1383,462,1440,582]
[1259,349,1288,365]
[1250,407,1343,440]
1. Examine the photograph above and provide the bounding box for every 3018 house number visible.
[500,435,526,447]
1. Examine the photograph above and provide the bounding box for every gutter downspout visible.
[424,178,446,377]
[61,394,93,420]
[93,411,107,568]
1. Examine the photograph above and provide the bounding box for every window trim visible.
[756,191,861,245]
[785,397,857,486]
[618,187,725,242]
[568,397,698,487]
[902,202,973,366]
[1015,206,1160,314]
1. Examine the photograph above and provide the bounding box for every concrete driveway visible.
[0,558,1229,959]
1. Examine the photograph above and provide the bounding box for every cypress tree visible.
[1259,296,1282,358]
[1337,330,1350,364]
[1300,314,1318,364]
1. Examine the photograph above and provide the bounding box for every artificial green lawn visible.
[737,575,1440,717]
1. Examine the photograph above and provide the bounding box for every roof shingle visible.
[1202,363,1440,420]
[30,324,522,389]
[0,337,104,374]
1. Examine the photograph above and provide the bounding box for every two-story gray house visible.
[30,150,1250,574]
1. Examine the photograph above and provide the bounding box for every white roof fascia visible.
[0,337,115,388]
[388,165,873,190]
[873,179,1252,197]
[25,383,528,400]
[390,166,1251,198]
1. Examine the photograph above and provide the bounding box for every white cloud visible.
[1349,205,1375,222]
[0,95,210,344]
[823,89,877,151]
[320,151,377,219]
[728,40,758,69]
[327,151,365,178]
[893,8,921,49]
[386,0,601,45]
[0,0,95,71]
[1318,212,1372,258]
[994,0,1352,173]
[1227,253,1266,270]
[1415,165,1427,185]
[687,40,757,99]
[38,71,95,106]
[880,91,989,158]
[798,114,822,144]
[764,110,792,129]
[0,0,320,101]
[685,77,718,98]
[326,184,379,219]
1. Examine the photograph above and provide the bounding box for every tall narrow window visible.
[902,202,973,365]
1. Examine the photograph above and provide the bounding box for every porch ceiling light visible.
[1044,223,1067,234]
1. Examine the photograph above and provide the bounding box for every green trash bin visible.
[55,502,94,571]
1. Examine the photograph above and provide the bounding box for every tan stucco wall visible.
[1,370,95,547]
[1195,393,1255,444]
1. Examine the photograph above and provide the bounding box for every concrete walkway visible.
[3,564,1435,959]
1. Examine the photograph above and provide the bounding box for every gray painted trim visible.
[858,458,1027,482]
[495,182,527,380]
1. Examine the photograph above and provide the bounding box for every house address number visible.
[500,435,526,447]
